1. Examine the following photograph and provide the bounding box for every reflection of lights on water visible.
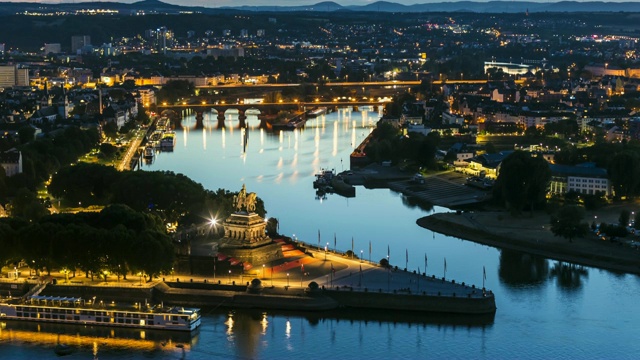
[221,128,226,149]
[332,121,338,156]
[261,313,268,334]
[0,327,170,352]
[352,122,357,148]
[202,128,206,150]
[291,153,298,168]
[275,172,283,183]
[140,330,145,340]
[226,314,234,335]
[293,129,299,152]
[285,320,291,338]
[260,128,265,147]
[277,157,283,169]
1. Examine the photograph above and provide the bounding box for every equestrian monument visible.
[218,185,283,266]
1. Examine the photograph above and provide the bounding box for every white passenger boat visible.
[0,296,201,332]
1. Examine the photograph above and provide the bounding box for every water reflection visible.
[0,320,196,356]
[224,310,265,359]
[549,262,589,291]
[399,193,434,212]
[498,250,549,286]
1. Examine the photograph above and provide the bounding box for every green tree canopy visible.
[493,151,551,214]
[608,150,640,199]
[550,205,589,242]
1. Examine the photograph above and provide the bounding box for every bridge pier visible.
[195,110,204,129]
[215,108,226,129]
[373,105,379,112]
[238,109,247,128]
[352,105,359,112]
[258,115,271,129]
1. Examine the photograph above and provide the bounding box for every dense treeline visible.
[0,205,173,281]
[0,126,100,211]
[48,163,266,224]
[363,121,441,169]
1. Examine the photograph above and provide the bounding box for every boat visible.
[149,130,164,148]
[313,169,336,189]
[272,114,307,131]
[306,107,327,118]
[0,296,201,332]
[160,131,176,150]
[143,146,155,159]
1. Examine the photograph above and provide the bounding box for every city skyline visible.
[2,0,638,7]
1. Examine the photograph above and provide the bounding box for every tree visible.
[157,80,195,104]
[550,205,589,242]
[99,143,118,159]
[10,188,49,221]
[619,209,631,227]
[18,126,36,144]
[608,151,640,198]
[493,151,551,214]
[102,121,118,139]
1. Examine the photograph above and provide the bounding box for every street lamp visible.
[286,273,290,287]
[228,269,231,284]
[360,250,363,263]
[325,243,328,261]
[262,264,265,279]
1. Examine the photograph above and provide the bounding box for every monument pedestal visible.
[219,212,283,267]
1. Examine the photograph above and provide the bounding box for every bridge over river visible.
[157,100,386,129]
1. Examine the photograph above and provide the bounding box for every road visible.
[117,129,145,171]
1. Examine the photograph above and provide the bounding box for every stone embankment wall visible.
[324,288,496,315]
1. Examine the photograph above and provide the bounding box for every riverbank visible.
[417,210,640,275]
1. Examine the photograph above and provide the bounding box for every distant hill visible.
[0,0,639,15]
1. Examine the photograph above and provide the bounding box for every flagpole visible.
[369,241,371,263]
[483,265,486,289]
[351,237,354,259]
[424,253,427,276]
[444,257,447,279]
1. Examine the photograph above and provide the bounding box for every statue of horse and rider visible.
[233,184,257,213]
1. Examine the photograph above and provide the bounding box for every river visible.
[1,107,639,359]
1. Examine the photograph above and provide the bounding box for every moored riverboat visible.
[306,107,327,118]
[143,146,155,159]
[160,132,176,150]
[313,169,336,189]
[0,296,201,332]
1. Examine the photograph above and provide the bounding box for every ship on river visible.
[0,296,201,332]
